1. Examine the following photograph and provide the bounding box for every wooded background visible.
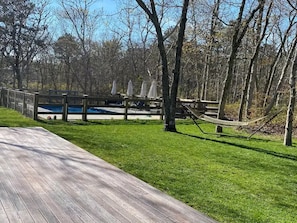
[1,0,297,121]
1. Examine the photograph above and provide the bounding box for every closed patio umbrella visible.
[126,80,133,97]
[111,80,117,95]
[139,81,147,98]
[147,80,157,99]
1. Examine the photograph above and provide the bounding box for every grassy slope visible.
[1,107,297,223]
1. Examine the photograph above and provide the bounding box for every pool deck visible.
[0,127,218,223]
[39,114,162,120]
[38,106,162,120]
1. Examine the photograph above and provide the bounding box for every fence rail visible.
[0,88,36,119]
[0,88,219,121]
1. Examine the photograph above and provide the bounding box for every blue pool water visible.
[40,105,115,114]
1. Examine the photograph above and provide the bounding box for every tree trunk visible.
[216,0,263,133]
[238,1,270,120]
[284,48,297,146]
[14,54,23,89]
[265,36,297,115]
[168,0,189,132]
[201,0,220,100]
[136,0,189,132]
[216,51,236,133]
[262,17,296,108]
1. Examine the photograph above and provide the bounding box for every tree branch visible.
[287,0,297,11]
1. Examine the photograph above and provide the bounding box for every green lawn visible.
[1,107,297,223]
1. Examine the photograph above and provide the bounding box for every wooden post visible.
[82,94,88,121]
[33,92,39,120]
[160,100,164,120]
[62,93,68,122]
[7,89,10,108]
[2,88,6,107]
[22,92,26,115]
[0,88,3,106]
[14,90,17,110]
[124,98,128,120]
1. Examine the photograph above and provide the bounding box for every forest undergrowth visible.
[225,103,295,136]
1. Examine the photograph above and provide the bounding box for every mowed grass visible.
[1,107,297,223]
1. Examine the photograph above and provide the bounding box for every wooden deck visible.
[0,127,218,223]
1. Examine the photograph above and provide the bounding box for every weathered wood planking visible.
[0,127,218,223]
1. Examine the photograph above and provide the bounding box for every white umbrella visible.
[147,80,157,99]
[111,80,117,95]
[126,80,133,97]
[139,81,147,98]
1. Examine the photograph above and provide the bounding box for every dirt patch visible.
[241,123,297,137]
[242,123,284,135]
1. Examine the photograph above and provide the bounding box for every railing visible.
[0,88,36,119]
[37,93,165,121]
[0,88,219,121]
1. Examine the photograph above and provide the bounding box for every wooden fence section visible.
[37,93,165,121]
[0,88,219,121]
[0,88,37,119]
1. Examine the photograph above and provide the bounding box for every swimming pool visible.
[39,105,117,114]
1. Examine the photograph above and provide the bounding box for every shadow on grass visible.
[177,131,297,162]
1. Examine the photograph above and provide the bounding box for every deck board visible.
[0,127,218,223]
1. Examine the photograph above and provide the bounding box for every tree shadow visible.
[176,131,297,162]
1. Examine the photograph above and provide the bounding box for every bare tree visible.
[284,43,297,146]
[92,39,123,94]
[265,34,297,115]
[58,0,100,93]
[201,0,220,100]
[284,0,297,146]
[53,33,79,91]
[262,10,297,109]
[0,0,49,89]
[238,1,272,121]
[216,0,264,133]
[136,0,189,132]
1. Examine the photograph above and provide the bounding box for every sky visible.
[49,0,118,14]
[48,0,119,40]
[99,0,117,13]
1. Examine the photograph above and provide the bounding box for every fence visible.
[0,88,219,121]
[0,88,37,119]
[37,93,165,121]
